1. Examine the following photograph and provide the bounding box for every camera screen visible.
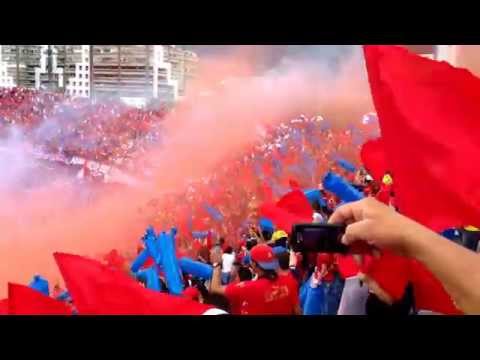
[293,224,346,253]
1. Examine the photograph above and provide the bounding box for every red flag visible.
[362,251,411,303]
[277,190,313,220]
[409,260,462,314]
[364,45,480,231]
[360,138,387,182]
[260,203,311,234]
[103,249,125,271]
[363,45,474,312]
[335,255,360,279]
[7,283,71,315]
[54,253,215,315]
[288,179,301,190]
[0,299,8,315]
[375,183,391,205]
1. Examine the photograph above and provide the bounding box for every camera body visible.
[290,223,348,254]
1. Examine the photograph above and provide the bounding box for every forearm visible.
[407,225,480,314]
[209,266,226,295]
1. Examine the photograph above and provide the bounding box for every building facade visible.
[0,45,198,106]
[402,45,458,64]
[163,45,199,97]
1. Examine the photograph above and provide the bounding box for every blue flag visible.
[336,158,357,173]
[29,275,49,297]
[323,172,364,203]
[259,218,275,233]
[203,203,224,222]
[304,189,327,207]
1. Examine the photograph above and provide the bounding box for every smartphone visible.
[290,224,348,254]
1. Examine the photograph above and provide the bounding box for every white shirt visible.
[222,253,235,273]
[313,212,324,223]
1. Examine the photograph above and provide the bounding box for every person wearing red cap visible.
[209,244,300,315]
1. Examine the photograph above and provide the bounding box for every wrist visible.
[402,217,435,259]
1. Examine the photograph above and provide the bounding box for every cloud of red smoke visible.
[0,46,373,296]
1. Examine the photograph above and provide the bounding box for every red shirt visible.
[225,276,299,315]
[279,271,299,293]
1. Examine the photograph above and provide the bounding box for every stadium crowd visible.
[3,42,480,317]
[0,87,167,167]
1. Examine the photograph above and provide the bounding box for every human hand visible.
[210,250,222,265]
[328,197,425,257]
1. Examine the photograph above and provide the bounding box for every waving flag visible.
[8,283,71,315]
[363,45,475,314]
[288,178,301,190]
[336,159,357,173]
[360,138,387,182]
[260,203,311,234]
[0,299,8,315]
[55,253,216,315]
[259,217,275,233]
[103,249,126,271]
[277,190,314,220]
[304,189,327,207]
[29,275,49,296]
[364,45,480,231]
[203,203,224,222]
[323,172,364,203]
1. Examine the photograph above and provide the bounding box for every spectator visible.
[221,246,235,285]
[269,230,288,248]
[209,244,301,315]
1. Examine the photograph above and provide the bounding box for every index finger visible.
[328,202,356,225]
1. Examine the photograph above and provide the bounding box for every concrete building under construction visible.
[0,45,198,107]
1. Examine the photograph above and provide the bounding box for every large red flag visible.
[360,138,387,183]
[409,260,462,314]
[8,283,71,315]
[0,299,8,315]
[364,45,480,231]
[54,253,215,315]
[363,45,470,313]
